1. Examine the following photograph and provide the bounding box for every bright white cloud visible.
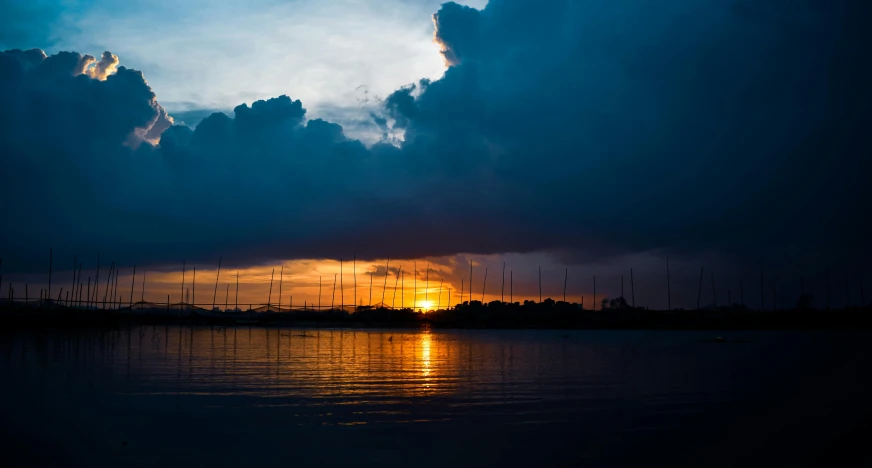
[48,0,487,140]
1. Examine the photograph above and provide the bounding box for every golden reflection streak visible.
[421,331,432,385]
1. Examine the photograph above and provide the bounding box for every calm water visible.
[1,326,870,467]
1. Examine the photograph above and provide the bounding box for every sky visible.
[1,0,871,309]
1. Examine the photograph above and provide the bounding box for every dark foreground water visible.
[1,326,870,467]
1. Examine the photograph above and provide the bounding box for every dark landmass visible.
[2,297,871,330]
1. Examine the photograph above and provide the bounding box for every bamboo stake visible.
[381,258,390,307]
[48,248,52,303]
[501,262,505,303]
[460,278,464,306]
[212,256,222,310]
[278,264,283,311]
[113,267,119,310]
[353,255,356,311]
[392,266,401,308]
[331,273,337,309]
[129,265,136,308]
[93,254,100,307]
[71,255,76,305]
[181,260,186,305]
[482,268,488,303]
[267,268,274,311]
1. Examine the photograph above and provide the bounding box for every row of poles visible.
[0,251,867,312]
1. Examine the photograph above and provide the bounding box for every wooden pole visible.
[482,267,488,303]
[181,260,186,305]
[392,266,401,308]
[225,284,229,311]
[71,254,76,305]
[340,258,344,311]
[129,265,136,308]
[113,267,119,309]
[235,272,239,311]
[192,266,196,306]
[501,262,505,303]
[401,269,404,308]
[631,268,635,308]
[353,255,356,311]
[438,278,443,309]
[212,256,222,310]
[141,269,146,303]
[697,266,704,309]
[93,254,100,307]
[331,273,337,309]
[460,278,464,306]
[369,272,373,306]
[510,270,513,303]
[538,266,542,303]
[319,275,322,310]
[278,265,283,311]
[469,260,473,306]
[267,268,274,311]
[425,262,430,306]
[86,277,90,309]
[105,262,113,307]
[48,247,52,303]
[382,258,390,307]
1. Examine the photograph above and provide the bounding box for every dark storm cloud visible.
[1,0,871,274]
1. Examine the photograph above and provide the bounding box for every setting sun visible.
[419,300,434,311]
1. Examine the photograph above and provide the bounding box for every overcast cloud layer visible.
[1,0,870,274]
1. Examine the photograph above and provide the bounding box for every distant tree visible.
[523,300,536,307]
[608,297,629,309]
[601,297,609,310]
[543,298,555,307]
